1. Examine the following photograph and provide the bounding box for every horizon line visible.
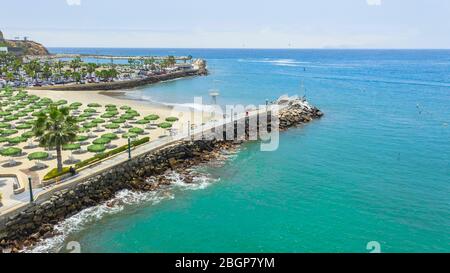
[46,46,450,50]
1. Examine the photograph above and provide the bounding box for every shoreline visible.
[0,97,323,253]
[24,141,241,253]
[30,69,207,92]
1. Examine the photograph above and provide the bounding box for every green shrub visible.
[43,167,71,181]
[43,137,150,181]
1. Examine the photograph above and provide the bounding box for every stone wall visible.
[279,99,323,130]
[0,99,322,252]
[0,139,223,252]
[32,69,207,91]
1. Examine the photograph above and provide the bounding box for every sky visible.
[1,0,450,49]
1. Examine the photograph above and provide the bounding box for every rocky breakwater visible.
[0,140,237,253]
[278,98,323,130]
[0,97,322,253]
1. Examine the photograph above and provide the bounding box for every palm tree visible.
[33,105,79,173]
[86,63,97,78]
[55,60,64,74]
[42,62,52,80]
[70,57,82,72]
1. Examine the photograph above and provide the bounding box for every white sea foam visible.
[24,169,218,253]
[165,170,218,191]
[238,58,310,66]
[24,189,174,253]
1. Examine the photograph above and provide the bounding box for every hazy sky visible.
[1,0,450,48]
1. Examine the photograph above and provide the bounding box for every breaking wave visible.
[24,170,219,253]
[238,58,310,67]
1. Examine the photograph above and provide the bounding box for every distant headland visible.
[0,30,208,91]
[0,30,49,56]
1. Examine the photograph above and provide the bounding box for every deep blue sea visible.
[41,48,450,253]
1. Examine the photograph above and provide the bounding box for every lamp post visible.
[188,120,191,139]
[28,177,34,203]
[128,137,131,159]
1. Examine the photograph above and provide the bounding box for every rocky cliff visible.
[5,40,49,56]
[0,30,49,56]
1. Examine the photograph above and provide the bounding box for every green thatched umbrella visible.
[120,105,131,110]
[63,143,81,151]
[158,122,173,129]
[129,127,144,134]
[14,112,27,118]
[1,129,18,136]
[88,103,102,108]
[76,135,89,142]
[79,113,93,118]
[93,137,111,145]
[165,117,179,122]
[3,115,18,122]
[112,118,126,124]
[136,119,150,125]
[101,113,115,119]
[70,102,83,107]
[0,147,22,156]
[106,110,119,115]
[144,114,160,121]
[16,124,32,130]
[101,133,118,140]
[76,116,87,122]
[0,137,8,143]
[105,104,116,108]
[0,122,11,129]
[21,131,34,139]
[122,133,137,139]
[22,108,34,113]
[120,114,135,120]
[55,99,68,105]
[84,108,97,113]
[79,127,90,133]
[130,112,140,117]
[104,123,120,130]
[28,151,49,160]
[0,111,11,117]
[8,136,27,145]
[92,118,105,124]
[83,122,97,129]
[27,151,49,169]
[88,144,106,153]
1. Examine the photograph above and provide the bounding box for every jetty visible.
[0,96,322,252]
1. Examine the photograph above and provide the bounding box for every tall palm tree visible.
[55,60,64,74]
[70,57,82,72]
[86,63,97,78]
[33,105,79,173]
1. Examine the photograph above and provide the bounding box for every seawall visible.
[31,69,208,91]
[0,99,323,252]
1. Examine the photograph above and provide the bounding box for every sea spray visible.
[24,157,231,253]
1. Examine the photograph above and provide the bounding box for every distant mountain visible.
[0,30,49,56]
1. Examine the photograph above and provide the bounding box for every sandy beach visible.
[1,88,201,192]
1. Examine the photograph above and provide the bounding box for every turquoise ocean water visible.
[39,48,449,253]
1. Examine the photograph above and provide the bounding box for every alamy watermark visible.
[169,96,281,151]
